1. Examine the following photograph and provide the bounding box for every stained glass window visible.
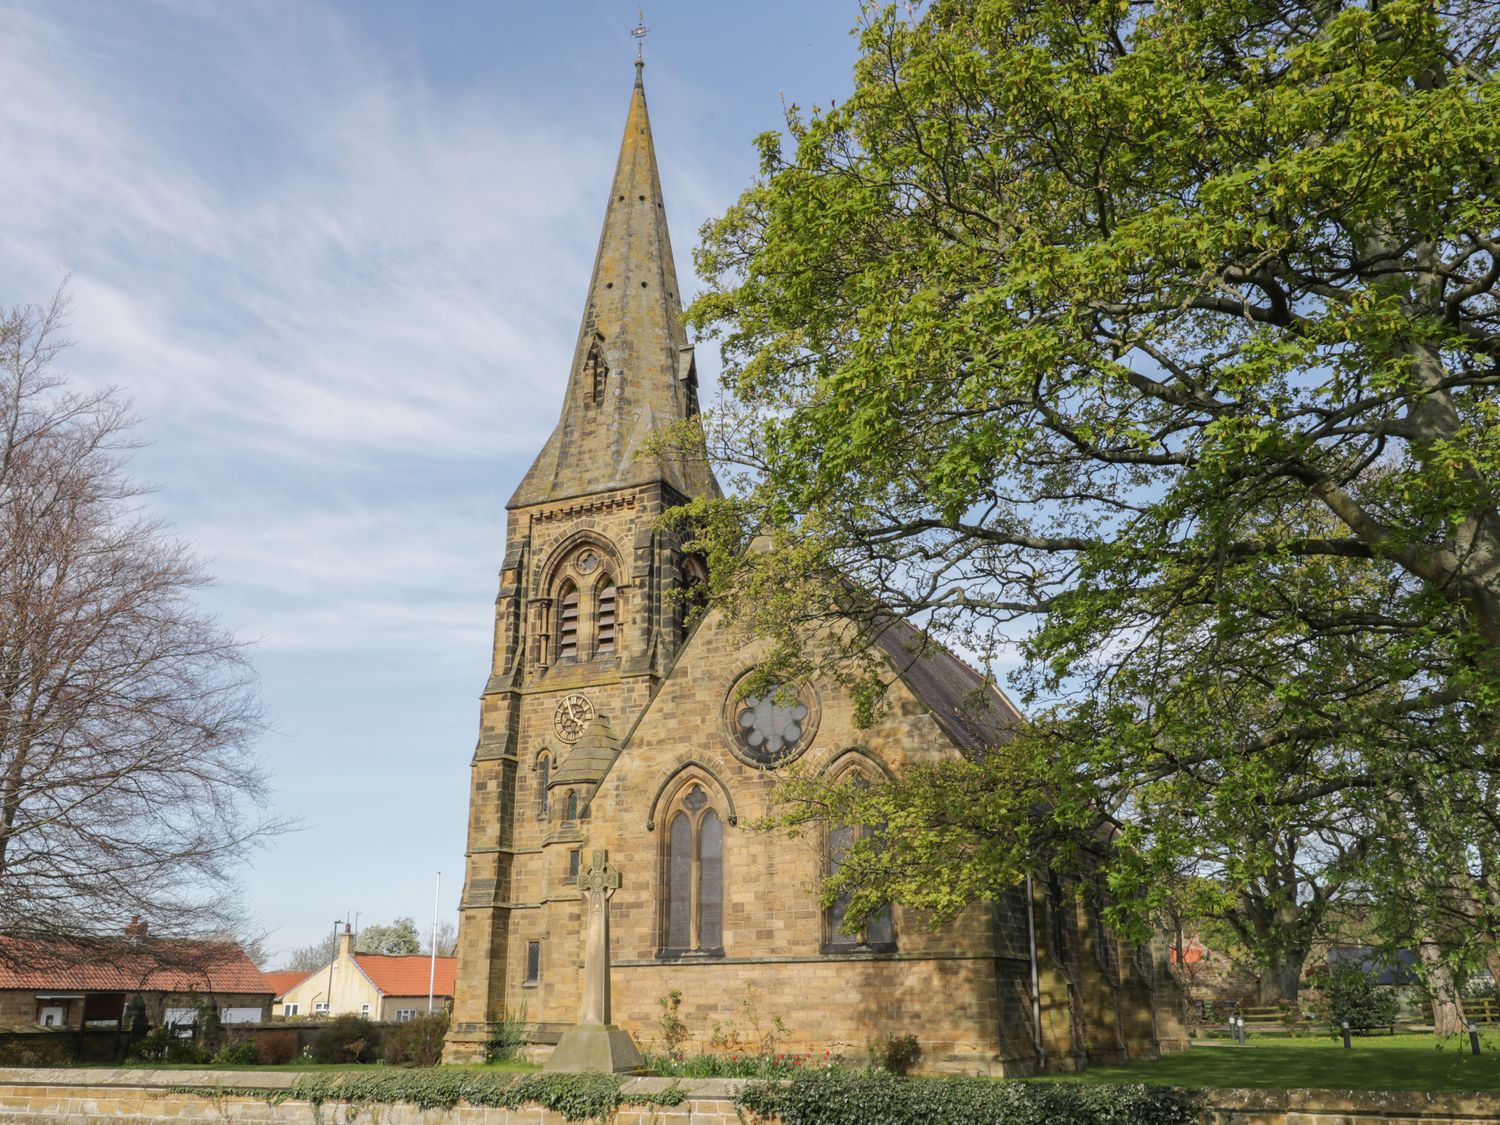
[698,811,723,949]
[667,812,692,950]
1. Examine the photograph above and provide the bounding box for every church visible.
[443,62,1188,1075]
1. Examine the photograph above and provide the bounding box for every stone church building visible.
[444,63,1188,1075]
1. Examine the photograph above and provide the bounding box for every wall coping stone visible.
[0,1067,1495,1122]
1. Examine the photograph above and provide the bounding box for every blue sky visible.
[3,0,863,964]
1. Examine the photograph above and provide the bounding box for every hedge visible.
[174,1071,686,1122]
[737,1071,1200,1125]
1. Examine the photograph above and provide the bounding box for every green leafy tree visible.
[684,0,1500,1001]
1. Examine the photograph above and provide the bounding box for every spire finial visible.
[631,7,649,75]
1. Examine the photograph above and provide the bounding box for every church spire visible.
[509,65,719,509]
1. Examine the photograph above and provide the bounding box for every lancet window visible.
[823,773,895,952]
[536,753,551,819]
[661,783,724,955]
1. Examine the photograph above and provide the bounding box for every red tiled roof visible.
[263,970,311,998]
[352,954,455,998]
[0,937,271,995]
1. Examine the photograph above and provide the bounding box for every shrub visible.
[254,1030,299,1065]
[1320,965,1399,1033]
[383,1012,450,1067]
[485,1007,526,1063]
[869,1033,922,1075]
[308,1014,381,1063]
[212,1035,260,1065]
[657,990,690,1059]
[737,1071,1199,1125]
[131,1026,207,1064]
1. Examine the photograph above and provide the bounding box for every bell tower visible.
[445,61,718,1062]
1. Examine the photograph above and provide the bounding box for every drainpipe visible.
[1025,873,1046,1070]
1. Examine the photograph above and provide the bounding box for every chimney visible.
[338,923,354,961]
[124,916,147,943]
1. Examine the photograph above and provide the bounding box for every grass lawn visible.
[1041,1033,1500,1093]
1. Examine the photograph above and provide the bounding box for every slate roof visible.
[0,937,271,995]
[353,954,455,998]
[263,970,311,998]
[874,620,1024,752]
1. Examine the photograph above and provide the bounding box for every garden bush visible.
[737,1071,1199,1125]
[1318,965,1399,1033]
[212,1035,260,1065]
[308,1014,382,1063]
[869,1033,922,1075]
[253,1029,299,1065]
[130,1026,206,1064]
[382,1012,449,1067]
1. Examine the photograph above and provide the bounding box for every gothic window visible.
[595,578,617,656]
[661,784,724,955]
[537,754,551,819]
[565,789,579,822]
[557,583,579,661]
[823,775,895,953]
[524,941,541,984]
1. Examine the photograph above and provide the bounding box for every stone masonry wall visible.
[2,1070,1499,1125]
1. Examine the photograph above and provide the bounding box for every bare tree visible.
[423,918,456,958]
[0,290,278,954]
[282,932,339,975]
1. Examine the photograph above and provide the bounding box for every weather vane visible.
[631,7,649,61]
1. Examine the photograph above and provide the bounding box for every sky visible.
[2,0,865,965]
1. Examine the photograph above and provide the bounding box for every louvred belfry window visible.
[557,585,579,661]
[596,579,617,655]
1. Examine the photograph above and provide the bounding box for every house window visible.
[525,940,541,984]
[568,849,581,880]
[595,578,617,655]
[557,584,579,661]
[360,1003,370,1018]
[537,755,550,818]
[313,1002,329,1014]
[395,1008,417,1022]
[661,785,724,955]
[283,1003,299,1016]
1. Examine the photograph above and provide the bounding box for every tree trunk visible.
[1257,950,1307,1005]
[1418,937,1467,1035]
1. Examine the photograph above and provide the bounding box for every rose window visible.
[734,688,810,764]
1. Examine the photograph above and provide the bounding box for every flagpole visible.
[428,871,441,1014]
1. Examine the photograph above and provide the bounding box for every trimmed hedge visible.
[175,1071,687,1123]
[736,1071,1200,1125]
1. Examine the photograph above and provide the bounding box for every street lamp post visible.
[324,919,341,1018]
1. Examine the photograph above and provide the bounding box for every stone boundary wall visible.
[0,1068,1497,1124]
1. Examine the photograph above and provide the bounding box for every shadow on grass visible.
[1039,1035,1500,1094]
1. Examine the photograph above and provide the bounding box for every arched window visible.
[660,785,724,955]
[565,789,579,822]
[678,556,708,642]
[537,755,550,819]
[595,578,617,656]
[823,775,895,952]
[556,583,579,661]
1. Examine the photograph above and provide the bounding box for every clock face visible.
[553,694,595,743]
